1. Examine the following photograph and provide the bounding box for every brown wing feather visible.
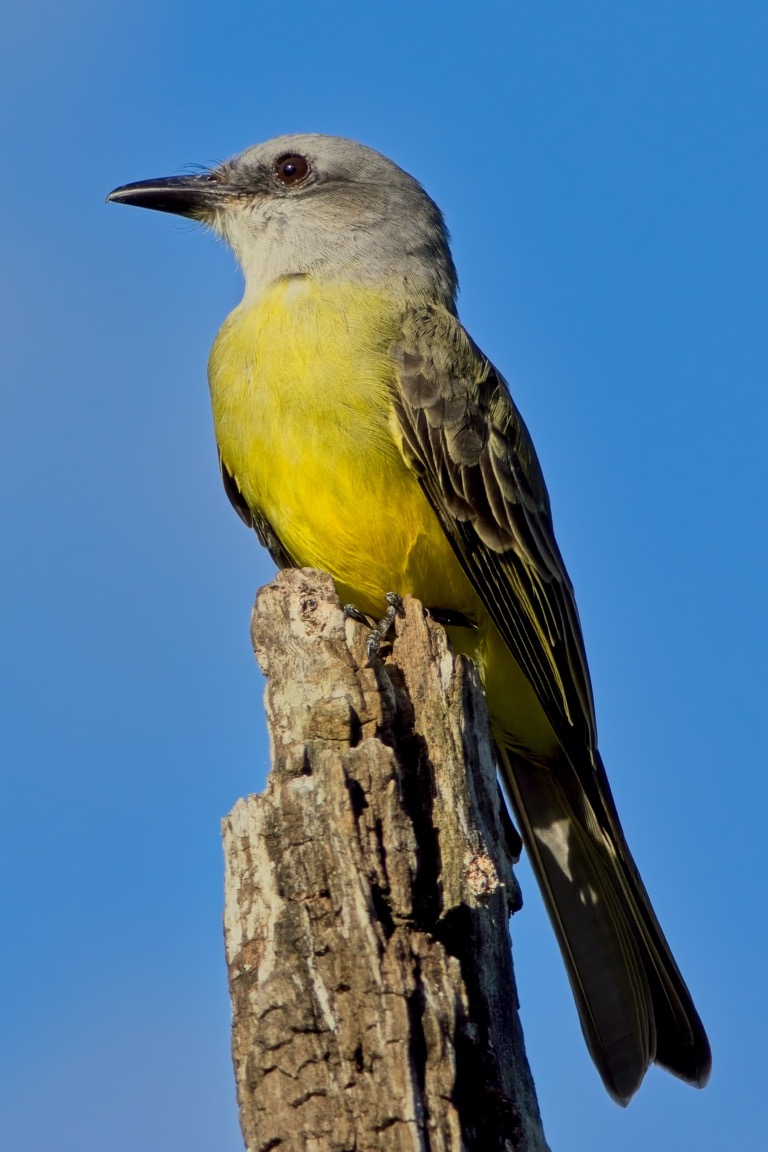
[393,305,597,762]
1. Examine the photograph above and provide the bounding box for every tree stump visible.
[222,568,550,1152]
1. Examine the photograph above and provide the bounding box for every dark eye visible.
[274,153,309,186]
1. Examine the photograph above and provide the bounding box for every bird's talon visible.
[343,603,371,626]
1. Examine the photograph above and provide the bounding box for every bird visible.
[107,133,711,1104]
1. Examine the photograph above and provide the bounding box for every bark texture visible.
[222,568,550,1152]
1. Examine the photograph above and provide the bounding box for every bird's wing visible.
[392,304,596,763]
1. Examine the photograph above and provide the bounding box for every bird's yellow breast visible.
[208,277,476,619]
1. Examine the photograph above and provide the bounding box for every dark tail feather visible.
[498,745,711,1105]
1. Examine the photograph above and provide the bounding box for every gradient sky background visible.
[3,3,766,1149]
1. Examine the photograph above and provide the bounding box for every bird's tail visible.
[497,744,711,1105]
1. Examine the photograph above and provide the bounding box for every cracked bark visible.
[222,568,550,1152]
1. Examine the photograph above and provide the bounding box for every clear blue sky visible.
[2,2,765,1149]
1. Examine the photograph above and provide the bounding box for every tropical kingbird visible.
[108,134,711,1104]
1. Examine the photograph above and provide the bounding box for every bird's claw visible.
[365,592,404,664]
[342,603,371,626]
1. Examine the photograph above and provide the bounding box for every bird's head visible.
[107,133,457,307]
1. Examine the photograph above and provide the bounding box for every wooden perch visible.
[222,568,550,1152]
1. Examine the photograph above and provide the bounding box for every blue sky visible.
[2,2,766,1149]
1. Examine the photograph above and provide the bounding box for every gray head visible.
[108,134,457,308]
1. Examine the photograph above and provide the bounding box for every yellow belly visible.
[208,276,558,758]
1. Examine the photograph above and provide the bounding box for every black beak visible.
[106,172,227,218]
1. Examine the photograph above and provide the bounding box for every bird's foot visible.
[366,592,404,663]
[343,593,404,664]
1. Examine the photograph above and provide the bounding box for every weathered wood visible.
[223,568,550,1152]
